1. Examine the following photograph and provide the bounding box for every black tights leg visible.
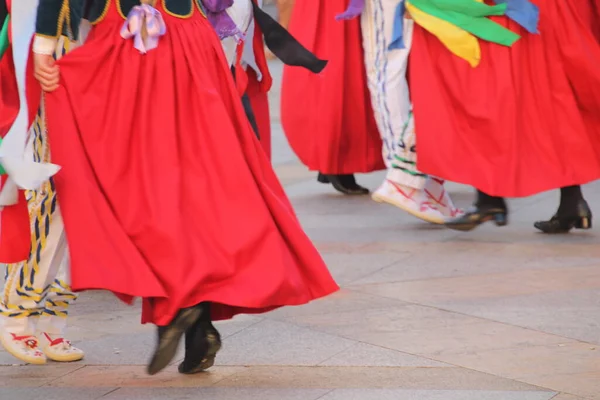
[557,185,584,215]
[476,190,507,210]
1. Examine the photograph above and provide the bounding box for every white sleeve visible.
[33,35,57,55]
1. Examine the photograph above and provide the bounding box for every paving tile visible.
[0,365,84,388]
[267,289,405,321]
[216,319,356,366]
[431,343,600,398]
[0,350,29,366]
[63,324,114,342]
[45,365,244,387]
[433,342,600,380]
[284,304,569,357]
[214,366,544,391]
[351,266,600,305]
[320,252,410,285]
[2,388,115,400]
[277,302,477,333]
[319,343,450,367]
[320,389,556,400]
[428,288,600,344]
[68,310,150,336]
[549,394,590,400]
[213,315,265,338]
[350,251,598,286]
[69,330,162,366]
[103,387,330,400]
[68,290,133,317]
[518,371,600,400]
[354,323,570,359]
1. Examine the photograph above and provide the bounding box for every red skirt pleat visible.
[410,0,600,197]
[0,47,19,138]
[0,180,29,263]
[280,0,384,175]
[45,3,338,325]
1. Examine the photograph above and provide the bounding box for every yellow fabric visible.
[406,1,482,67]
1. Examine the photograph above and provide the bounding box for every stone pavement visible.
[1,61,600,400]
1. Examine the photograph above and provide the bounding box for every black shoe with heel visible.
[178,303,222,375]
[317,173,369,195]
[534,199,592,234]
[147,305,203,375]
[445,206,508,232]
[445,190,508,232]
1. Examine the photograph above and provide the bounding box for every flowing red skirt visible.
[45,2,338,326]
[410,0,600,197]
[280,0,384,175]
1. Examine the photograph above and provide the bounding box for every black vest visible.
[87,0,203,23]
[36,0,203,40]
[36,0,85,39]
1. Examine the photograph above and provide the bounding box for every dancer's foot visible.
[317,173,369,195]
[147,305,203,375]
[445,191,507,232]
[178,320,222,375]
[445,205,508,232]
[0,331,47,364]
[38,332,84,362]
[372,179,445,224]
[534,199,592,234]
[423,177,464,219]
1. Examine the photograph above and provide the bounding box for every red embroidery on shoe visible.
[10,334,39,349]
[420,201,440,213]
[424,188,448,208]
[43,333,65,347]
[387,180,417,201]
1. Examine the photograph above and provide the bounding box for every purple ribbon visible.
[335,0,365,20]
[202,0,245,41]
[120,4,167,54]
[203,0,234,12]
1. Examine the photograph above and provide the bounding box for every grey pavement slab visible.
[68,330,158,366]
[215,319,356,366]
[320,251,410,286]
[319,343,450,367]
[213,366,548,391]
[103,387,330,400]
[0,388,115,400]
[414,288,600,345]
[267,289,406,320]
[319,389,557,400]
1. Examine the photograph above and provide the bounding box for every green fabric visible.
[414,0,506,17]
[409,0,520,47]
[0,16,9,60]
[0,137,5,175]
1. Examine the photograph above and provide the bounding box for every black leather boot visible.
[317,173,369,195]
[445,190,508,232]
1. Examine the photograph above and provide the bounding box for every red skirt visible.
[46,2,338,326]
[280,0,384,175]
[410,0,600,197]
